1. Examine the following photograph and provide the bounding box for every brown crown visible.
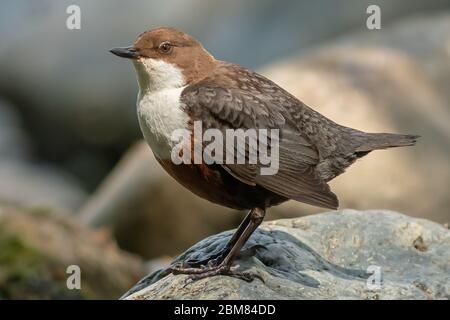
[133,27,217,84]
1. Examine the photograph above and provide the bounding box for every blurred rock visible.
[0,203,145,299]
[0,2,448,188]
[123,210,450,300]
[0,98,30,159]
[0,99,87,211]
[262,15,450,223]
[338,13,450,106]
[79,142,242,259]
[144,256,172,275]
[0,160,87,211]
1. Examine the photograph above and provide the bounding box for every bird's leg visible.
[170,207,266,282]
[180,209,253,268]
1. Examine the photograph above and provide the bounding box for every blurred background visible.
[0,0,449,299]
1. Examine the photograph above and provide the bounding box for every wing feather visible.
[181,63,338,209]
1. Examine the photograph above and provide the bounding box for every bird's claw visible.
[176,249,229,269]
[169,263,263,283]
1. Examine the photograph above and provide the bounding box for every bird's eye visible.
[158,42,173,54]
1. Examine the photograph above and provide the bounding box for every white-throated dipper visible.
[110,27,419,281]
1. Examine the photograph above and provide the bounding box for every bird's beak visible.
[109,46,140,59]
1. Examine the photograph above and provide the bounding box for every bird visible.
[110,27,419,281]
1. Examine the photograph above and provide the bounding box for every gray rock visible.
[123,210,450,300]
[0,98,30,159]
[0,98,87,211]
[0,160,87,211]
[337,13,450,105]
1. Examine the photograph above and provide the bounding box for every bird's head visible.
[110,27,216,91]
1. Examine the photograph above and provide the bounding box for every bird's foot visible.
[169,262,261,282]
[180,244,266,268]
[179,248,230,269]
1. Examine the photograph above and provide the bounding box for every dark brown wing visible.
[180,62,338,209]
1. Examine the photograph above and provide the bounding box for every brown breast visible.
[155,157,287,210]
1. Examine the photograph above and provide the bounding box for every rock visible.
[0,203,145,299]
[338,13,450,106]
[122,210,450,300]
[0,160,87,211]
[261,14,450,223]
[0,98,30,159]
[0,99,87,211]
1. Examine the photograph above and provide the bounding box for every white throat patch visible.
[133,58,189,159]
[133,58,185,93]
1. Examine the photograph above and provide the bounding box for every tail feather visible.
[355,133,420,153]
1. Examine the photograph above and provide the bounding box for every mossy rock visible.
[0,204,145,299]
